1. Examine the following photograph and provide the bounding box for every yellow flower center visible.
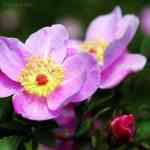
[18,56,64,97]
[80,39,108,64]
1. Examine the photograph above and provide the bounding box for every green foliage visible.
[0,136,22,150]
[136,119,150,144]
[76,119,91,138]
[141,35,150,58]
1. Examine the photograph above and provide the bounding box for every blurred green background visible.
[0,0,149,54]
[0,0,149,39]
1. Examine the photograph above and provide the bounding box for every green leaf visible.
[24,141,32,150]
[91,136,96,148]
[87,94,112,112]
[0,100,12,122]
[0,136,22,150]
[75,119,91,137]
[93,107,110,121]
[120,69,150,118]
[136,119,150,143]
[141,35,150,58]
[32,121,57,147]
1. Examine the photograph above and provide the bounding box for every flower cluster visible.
[0,6,146,145]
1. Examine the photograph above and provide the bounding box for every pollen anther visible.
[80,39,108,64]
[18,56,64,97]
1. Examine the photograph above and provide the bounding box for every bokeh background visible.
[0,0,149,52]
[0,0,149,39]
[0,0,150,59]
[0,0,150,149]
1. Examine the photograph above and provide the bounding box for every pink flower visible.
[68,6,146,89]
[54,104,77,139]
[109,114,135,144]
[0,24,99,121]
[141,7,150,35]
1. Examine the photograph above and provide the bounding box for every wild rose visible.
[0,24,99,121]
[109,114,135,145]
[68,6,146,89]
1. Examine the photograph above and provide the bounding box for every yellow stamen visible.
[80,39,108,64]
[18,56,64,97]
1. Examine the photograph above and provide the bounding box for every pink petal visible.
[55,104,76,127]
[141,7,150,34]
[54,105,77,137]
[25,24,69,63]
[0,72,21,98]
[70,54,100,102]
[103,36,129,71]
[100,53,147,89]
[47,54,87,110]
[86,6,122,42]
[0,37,28,81]
[13,91,60,121]
[115,15,139,46]
[85,7,139,72]
[103,15,139,71]
[66,39,81,57]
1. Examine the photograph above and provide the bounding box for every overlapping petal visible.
[25,24,69,63]
[67,39,81,57]
[47,54,87,110]
[103,31,130,71]
[0,37,28,81]
[86,6,122,42]
[0,72,21,97]
[13,90,60,121]
[103,15,139,71]
[100,53,146,89]
[70,53,99,102]
[115,15,139,46]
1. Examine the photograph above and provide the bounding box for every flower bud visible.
[109,114,135,145]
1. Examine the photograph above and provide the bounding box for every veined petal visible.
[0,72,21,98]
[66,39,82,57]
[0,37,28,81]
[70,54,100,102]
[25,24,69,63]
[100,53,146,89]
[86,6,122,42]
[103,15,139,70]
[13,91,60,121]
[115,15,139,46]
[103,15,139,71]
[47,54,87,110]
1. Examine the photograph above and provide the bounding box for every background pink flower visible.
[141,7,150,35]
[68,6,146,89]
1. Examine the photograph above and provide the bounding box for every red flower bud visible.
[109,114,135,145]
